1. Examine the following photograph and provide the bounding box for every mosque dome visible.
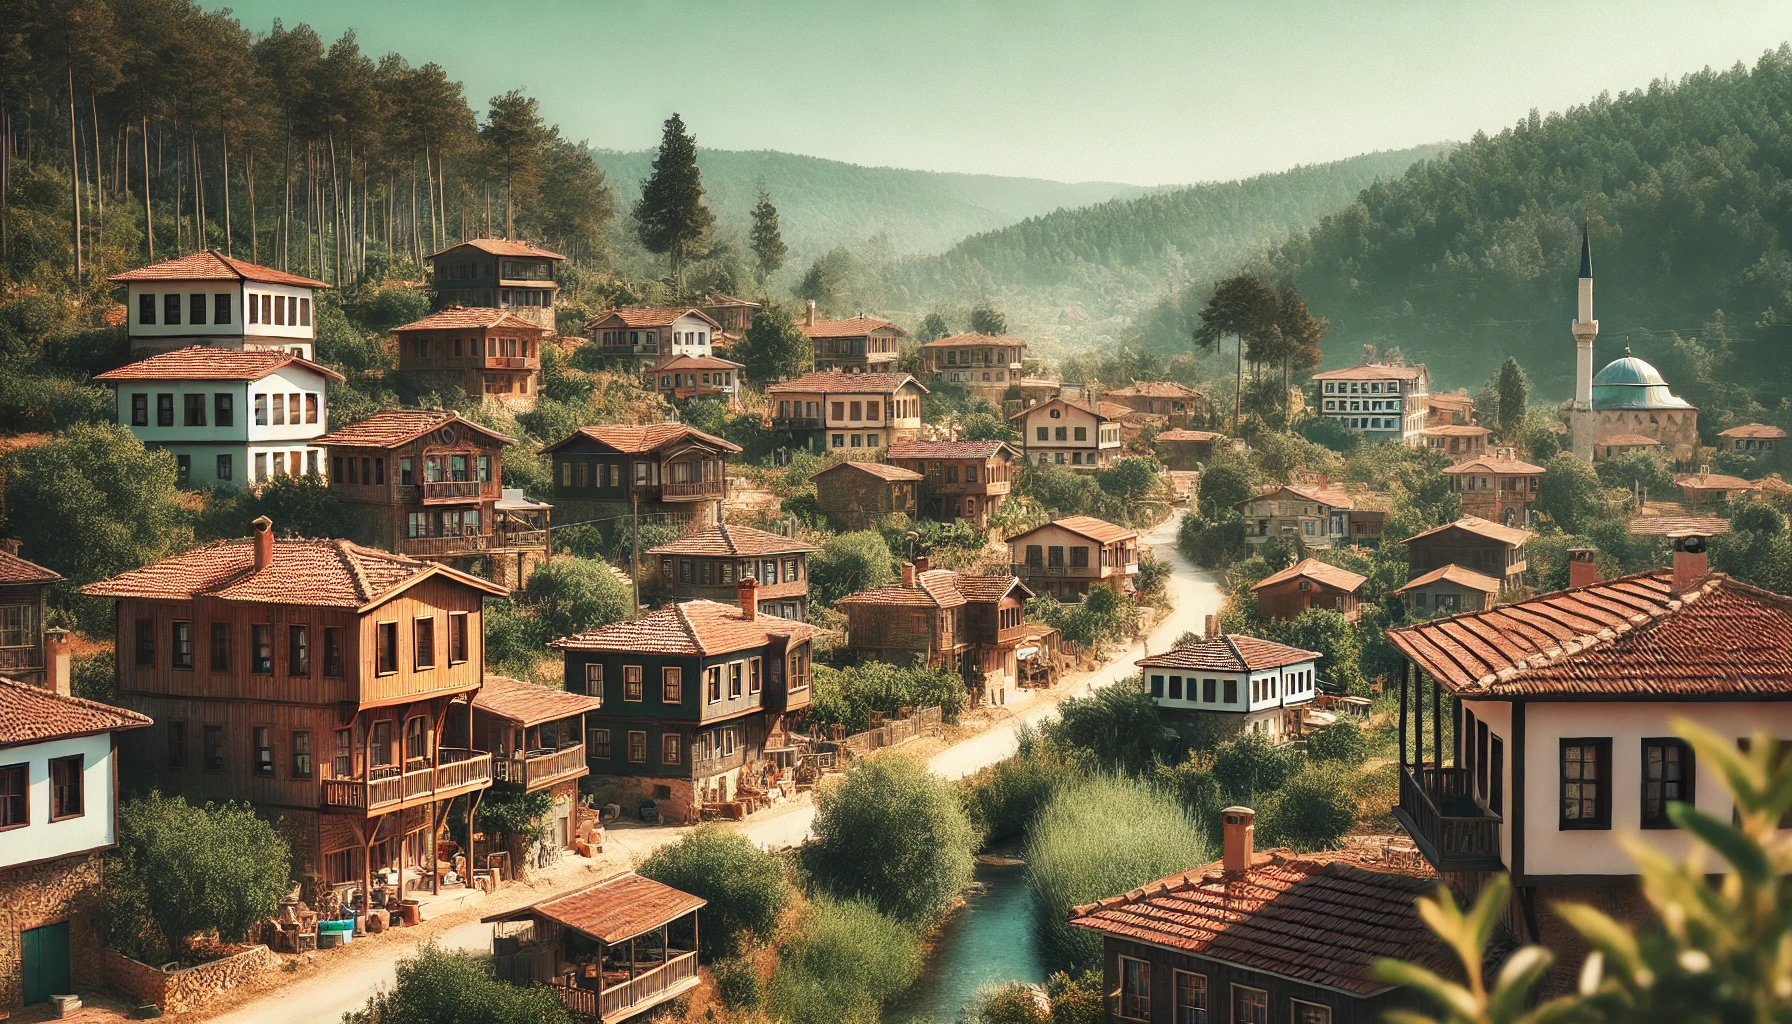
[1592,350,1694,411]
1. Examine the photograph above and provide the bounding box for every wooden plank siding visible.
[1103,936,1415,1024]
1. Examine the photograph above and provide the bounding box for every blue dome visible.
[1592,352,1694,411]
[1593,355,1668,387]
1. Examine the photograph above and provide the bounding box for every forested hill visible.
[1167,46,1792,415]
[592,148,1144,259]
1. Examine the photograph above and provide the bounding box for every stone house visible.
[1395,563,1503,616]
[1237,483,1354,552]
[1719,423,1785,453]
[800,305,905,374]
[1010,397,1122,471]
[887,440,1018,529]
[767,371,928,455]
[586,308,722,377]
[1444,450,1543,528]
[1102,381,1210,428]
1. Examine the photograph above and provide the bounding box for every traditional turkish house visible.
[919,332,1026,402]
[1250,558,1367,624]
[1424,390,1476,427]
[81,518,509,899]
[887,440,1018,529]
[1137,635,1320,744]
[1396,564,1503,617]
[1311,362,1430,444]
[1443,449,1543,528]
[1066,808,1444,1024]
[1676,472,1757,507]
[1626,507,1730,541]
[543,424,739,534]
[109,249,329,359]
[1404,516,1531,590]
[586,308,722,377]
[1595,433,1663,461]
[0,678,150,1011]
[834,562,1032,707]
[1007,516,1138,602]
[0,545,62,689]
[809,460,921,532]
[1153,429,1225,471]
[800,303,905,373]
[391,308,545,409]
[1719,423,1785,454]
[1102,381,1211,428]
[551,583,822,822]
[765,371,928,454]
[652,355,745,408]
[698,293,761,349]
[1423,423,1491,459]
[424,239,564,334]
[1010,396,1122,471]
[646,524,817,620]
[472,676,602,852]
[318,409,549,588]
[1237,483,1355,552]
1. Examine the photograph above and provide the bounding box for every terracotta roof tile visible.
[487,873,704,944]
[886,440,1016,461]
[316,409,516,448]
[647,524,817,558]
[835,569,1027,609]
[1096,401,1135,419]
[589,307,720,330]
[94,347,344,383]
[1241,484,1353,510]
[1626,514,1731,537]
[1720,423,1787,439]
[1423,424,1492,437]
[550,600,824,657]
[765,371,927,396]
[391,307,542,333]
[1445,456,1545,475]
[653,354,744,371]
[0,677,152,748]
[473,675,604,727]
[1599,433,1663,446]
[1396,564,1503,594]
[1404,516,1531,548]
[1677,473,1755,491]
[1156,429,1224,442]
[1007,396,1106,422]
[812,461,923,482]
[920,331,1028,349]
[1012,515,1137,546]
[1310,363,1427,381]
[801,314,903,339]
[1137,634,1318,673]
[1104,381,1208,400]
[108,249,330,289]
[1250,558,1367,594]
[1426,392,1475,410]
[0,549,61,585]
[426,238,565,260]
[542,424,741,456]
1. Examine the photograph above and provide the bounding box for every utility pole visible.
[631,491,641,616]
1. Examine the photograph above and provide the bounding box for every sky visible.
[213,0,1792,187]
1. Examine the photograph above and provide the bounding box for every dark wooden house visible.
[1444,451,1543,528]
[472,675,602,851]
[1153,429,1224,471]
[1249,558,1366,623]
[543,424,739,535]
[391,308,545,409]
[646,524,817,620]
[887,440,1018,529]
[834,563,1031,706]
[1403,516,1530,589]
[810,460,921,532]
[424,239,564,334]
[0,544,62,688]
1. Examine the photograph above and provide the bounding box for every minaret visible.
[1570,219,1598,461]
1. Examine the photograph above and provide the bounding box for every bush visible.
[637,824,791,957]
[712,954,763,1010]
[343,942,575,1024]
[1211,732,1302,801]
[524,556,632,639]
[0,367,112,432]
[1024,775,1210,974]
[807,530,896,605]
[1045,678,1172,775]
[1306,719,1367,765]
[1258,763,1358,850]
[806,755,976,926]
[765,898,922,1024]
[961,725,1079,844]
[807,660,968,732]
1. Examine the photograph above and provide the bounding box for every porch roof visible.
[484,873,705,944]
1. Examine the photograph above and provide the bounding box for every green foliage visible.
[1045,678,1173,776]
[712,954,763,1010]
[1598,449,1677,497]
[963,411,1022,443]
[637,824,791,958]
[1211,732,1302,801]
[806,755,976,926]
[969,303,1008,336]
[523,557,632,640]
[1178,511,1246,568]
[960,725,1080,844]
[482,599,552,674]
[72,650,115,703]
[1025,586,1138,649]
[476,789,554,847]
[1307,718,1367,765]
[807,530,896,605]
[1494,357,1530,439]
[1195,450,1262,515]
[0,366,112,432]
[1259,607,1364,692]
[749,187,788,284]
[353,286,431,332]
[344,942,576,1024]
[1538,453,1609,534]
[1257,763,1358,850]
[735,302,811,383]
[198,476,350,543]
[808,658,968,731]
[1135,550,1172,598]
[633,113,715,286]
[765,898,922,1024]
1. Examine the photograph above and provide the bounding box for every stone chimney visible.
[1222,806,1255,875]
[805,300,817,328]
[252,516,274,571]
[1567,547,1600,589]
[44,627,72,697]
[738,575,759,618]
[902,562,916,587]
[1672,532,1710,592]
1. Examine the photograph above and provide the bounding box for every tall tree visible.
[969,303,1007,336]
[1495,356,1529,440]
[918,311,950,342]
[633,113,713,293]
[1195,273,1277,433]
[479,90,547,240]
[748,186,785,286]
[734,302,810,383]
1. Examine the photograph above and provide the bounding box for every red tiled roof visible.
[0,677,152,749]
[1104,381,1207,400]
[886,440,1016,461]
[473,675,603,727]
[316,409,516,449]
[765,371,927,396]
[1396,564,1503,595]
[1720,423,1787,439]
[1677,473,1755,491]
[801,314,902,339]
[549,600,824,657]
[1156,429,1224,442]
[391,307,542,333]
[81,536,507,608]
[426,238,565,261]
[589,307,720,330]
[486,873,704,944]
[812,461,923,482]
[653,355,744,372]
[1445,456,1545,475]
[1626,514,1731,537]
[1599,433,1662,446]
[647,524,817,558]
[1423,424,1492,437]
[0,549,61,585]
[1426,392,1475,410]
[1011,515,1137,546]
[1250,558,1367,594]
[920,332,1027,349]
[1007,396,1107,422]
[1096,401,1135,420]
[1241,483,1353,510]
[950,574,1031,603]
[94,347,344,383]
[1137,634,1318,673]
[1404,516,1531,548]
[700,293,761,310]
[1310,363,1427,381]
[1066,850,1442,997]
[541,423,742,456]
[108,249,330,289]
[835,569,1027,610]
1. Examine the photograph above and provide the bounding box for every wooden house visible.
[1395,564,1502,616]
[652,355,744,407]
[799,304,904,374]
[424,239,564,334]
[1404,516,1530,589]
[1594,432,1662,462]
[472,676,602,851]
[0,545,62,689]
[1102,381,1210,428]
[1676,472,1757,506]
[1444,450,1543,528]
[1423,423,1490,459]
[1237,483,1355,552]
[108,249,328,359]
[1010,397,1122,472]
[81,517,509,900]
[766,370,927,455]
[698,293,760,343]
[646,524,817,620]
[391,308,544,410]
[543,424,739,534]
[834,563,1032,706]
[587,308,722,377]
[1250,558,1366,623]
[1719,423,1785,454]
[1154,429,1224,471]
[550,581,822,823]
[1424,390,1476,427]
[887,439,1018,529]
[810,460,921,532]
[1007,516,1138,602]
[1136,635,1320,744]
[919,332,1025,401]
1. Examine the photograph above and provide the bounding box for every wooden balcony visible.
[660,480,725,500]
[1013,563,1102,578]
[417,480,488,501]
[0,645,44,673]
[1391,765,1503,872]
[322,748,492,813]
[400,534,491,557]
[545,950,699,1021]
[494,743,588,791]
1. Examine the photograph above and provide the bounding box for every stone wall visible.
[103,944,277,1015]
[0,849,105,1009]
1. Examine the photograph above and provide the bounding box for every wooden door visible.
[22,920,70,1004]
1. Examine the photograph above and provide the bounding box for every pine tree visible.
[633,113,713,293]
[748,187,785,286]
[969,303,1007,335]
[479,90,548,240]
[918,312,950,342]
[1195,273,1277,433]
[1496,356,1529,440]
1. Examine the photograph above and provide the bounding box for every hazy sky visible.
[214,0,1792,187]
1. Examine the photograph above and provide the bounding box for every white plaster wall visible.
[117,380,250,445]
[126,282,243,340]
[0,733,116,869]
[1461,698,1514,869]
[664,313,715,360]
[243,283,319,342]
[247,364,333,445]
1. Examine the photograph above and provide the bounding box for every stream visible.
[889,858,1043,1023]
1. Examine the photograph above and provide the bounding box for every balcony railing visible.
[1012,563,1101,578]
[692,746,748,775]
[322,749,492,811]
[495,528,549,549]
[599,951,699,1018]
[419,480,486,500]
[400,533,491,557]
[0,646,44,671]
[661,480,725,499]
[494,744,587,789]
[1393,765,1503,871]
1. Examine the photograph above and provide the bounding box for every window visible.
[591,729,611,760]
[300,297,311,326]
[1119,956,1150,1020]
[292,731,313,778]
[450,612,469,663]
[251,624,272,673]
[254,394,267,426]
[305,393,319,424]
[323,627,343,677]
[1174,971,1207,1024]
[377,621,398,674]
[1561,738,1612,829]
[1070,546,1089,568]
[1169,676,1182,699]
[1025,545,1043,566]
[729,662,743,699]
[217,453,233,481]
[49,755,83,819]
[1490,735,1505,814]
[627,730,647,763]
[1224,679,1237,703]
[404,715,427,762]
[1641,738,1693,828]
[254,727,274,776]
[1291,1000,1332,1024]
[1074,426,1087,441]
[749,657,762,694]
[167,721,186,768]
[1054,427,1067,441]
[0,763,25,829]
[1203,678,1217,703]
[131,393,149,426]
[622,665,644,701]
[164,293,181,325]
[1036,426,1048,441]
[171,620,193,669]
[410,617,436,670]
[663,667,682,703]
[214,293,231,324]
[204,725,225,771]
[1231,985,1268,1024]
[289,624,309,675]
[370,720,393,767]
[209,622,230,671]
[157,392,174,426]
[190,293,207,325]
[332,728,352,777]
[271,393,285,425]
[584,663,604,698]
[707,665,723,703]
[662,733,682,764]
[175,453,191,484]
[1150,675,1164,697]
[139,293,156,325]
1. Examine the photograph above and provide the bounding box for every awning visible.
[482,873,705,945]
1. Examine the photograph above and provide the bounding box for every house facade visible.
[810,460,921,532]
[1424,390,1476,427]
[1719,423,1785,453]
[653,355,744,407]
[392,308,544,409]
[1395,564,1502,616]
[96,346,344,490]
[424,239,564,334]
[1010,397,1122,471]
[1137,635,1320,744]
[1250,558,1366,623]
[887,440,1018,529]
[109,249,328,359]
[766,371,928,454]
[835,564,1031,706]
[919,333,1025,401]
[543,424,739,534]
[647,524,816,620]
[587,308,721,377]
[800,305,905,373]
[472,675,601,852]
[1007,516,1138,602]
[0,546,61,689]
[1423,424,1490,459]
[1237,483,1354,551]
[1154,429,1225,471]
[1312,363,1430,444]
[1444,451,1543,528]
[1102,381,1210,428]
[1403,517,1530,589]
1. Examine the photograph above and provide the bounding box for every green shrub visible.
[1306,719,1367,765]
[806,755,976,925]
[807,660,968,731]
[711,954,762,1010]
[525,556,632,639]
[1044,678,1172,775]
[808,530,896,605]
[1211,732,1302,801]
[636,824,791,957]
[1258,763,1358,850]
[765,898,922,1024]
[967,982,1050,1024]
[1046,970,1107,1024]
[961,725,1079,844]
[343,942,575,1024]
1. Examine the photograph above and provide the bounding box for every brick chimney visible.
[1222,806,1255,875]
[1672,532,1710,592]
[252,516,274,571]
[914,554,930,573]
[805,300,816,328]
[738,575,758,618]
[1567,547,1600,588]
[44,627,72,697]
[902,562,916,587]
[0,538,19,556]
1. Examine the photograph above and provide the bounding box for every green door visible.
[21,920,70,1004]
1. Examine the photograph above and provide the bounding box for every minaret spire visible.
[1570,207,1599,461]
[1579,218,1592,279]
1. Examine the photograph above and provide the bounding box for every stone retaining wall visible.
[103,944,277,1015]
[0,850,105,1009]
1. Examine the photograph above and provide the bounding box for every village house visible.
[1153,428,1225,471]
[1250,558,1366,623]
[766,371,927,454]
[81,517,509,904]
[698,293,760,348]
[1675,472,1756,506]
[1626,504,1730,540]
[109,249,329,359]
[810,460,921,531]
[1312,362,1430,444]
[1008,376,1063,416]
[586,308,722,377]
[424,239,564,334]
[1136,634,1320,744]
[96,346,344,490]
[1423,423,1490,459]
[800,303,905,373]
[835,563,1032,706]
[1424,389,1476,426]
[317,409,550,587]
[1102,381,1210,428]
[887,439,1019,529]
[0,545,61,689]
[1007,516,1138,602]
[652,355,745,407]
[1010,396,1123,471]
[0,675,151,1010]
[1067,808,1443,1024]
[1443,449,1543,528]
[472,675,601,853]
[551,581,822,822]
[918,332,1025,401]
[1719,423,1785,453]
[647,524,817,620]
[391,308,544,409]
[1396,564,1503,616]
[1404,516,1530,589]
[1237,483,1355,552]
[543,424,739,533]
[1595,433,1663,462]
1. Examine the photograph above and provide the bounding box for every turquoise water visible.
[890,859,1044,1023]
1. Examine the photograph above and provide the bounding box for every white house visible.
[587,307,721,374]
[1135,634,1320,743]
[108,249,331,360]
[0,670,151,1008]
[95,347,345,490]
[1311,362,1430,443]
[1008,396,1123,471]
